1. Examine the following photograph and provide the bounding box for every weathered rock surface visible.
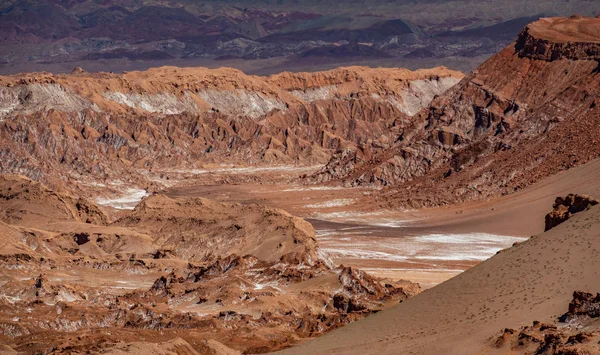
[0,66,461,192]
[0,174,109,227]
[491,291,600,355]
[544,194,599,231]
[114,194,322,265]
[561,291,600,322]
[0,175,420,354]
[517,16,600,61]
[491,320,600,355]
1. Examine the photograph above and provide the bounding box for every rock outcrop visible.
[114,194,322,265]
[516,16,600,61]
[491,320,600,355]
[545,194,599,231]
[0,174,109,227]
[561,291,600,322]
[491,291,600,355]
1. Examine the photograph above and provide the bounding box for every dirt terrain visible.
[274,190,600,355]
[0,175,420,354]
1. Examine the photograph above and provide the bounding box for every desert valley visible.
[1,1,600,354]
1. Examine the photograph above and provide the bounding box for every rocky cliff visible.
[312,16,600,208]
[516,16,600,61]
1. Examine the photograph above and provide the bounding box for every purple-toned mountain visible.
[0,0,596,75]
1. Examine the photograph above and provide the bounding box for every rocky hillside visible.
[0,65,461,191]
[0,175,420,354]
[312,16,600,208]
[114,194,322,265]
[0,174,109,227]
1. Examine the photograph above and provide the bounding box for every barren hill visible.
[0,65,461,192]
[0,176,420,354]
[0,174,108,228]
[114,194,321,264]
[313,16,600,208]
[274,195,600,355]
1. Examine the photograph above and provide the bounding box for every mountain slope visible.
[275,197,600,355]
[0,65,461,191]
[313,16,600,208]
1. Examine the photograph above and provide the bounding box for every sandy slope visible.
[275,201,600,354]
[528,16,600,43]
[405,157,600,237]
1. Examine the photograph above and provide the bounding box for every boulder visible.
[544,194,599,231]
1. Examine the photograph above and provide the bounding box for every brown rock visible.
[0,66,462,191]
[71,67,86,74]
[545,194,599,231]
[560,291,600,322]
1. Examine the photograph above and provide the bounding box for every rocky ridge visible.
[311,16,600,208]
[0,65,461,193]
[544,194,599,231]
[518,16,600,61]
[0,174,109,227]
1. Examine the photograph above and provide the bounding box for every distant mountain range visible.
[0,0,597,75]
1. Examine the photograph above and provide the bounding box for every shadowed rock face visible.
[516,16,600,61]
[312,16,600,209]
[562,291,600,321]
[544,194,599,231]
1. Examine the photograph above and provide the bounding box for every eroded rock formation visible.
[0,176,420,354]
[0,66,461,193]
[544,194,599,231]
[491,290,600,355]
[561,291,600,322]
